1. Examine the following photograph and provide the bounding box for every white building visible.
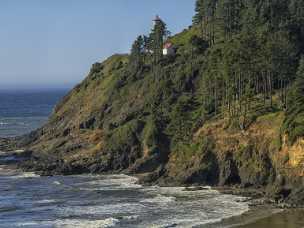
[163,42,175,56]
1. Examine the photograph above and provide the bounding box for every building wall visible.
[163,47,174,56]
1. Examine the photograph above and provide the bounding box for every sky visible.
[0,0,196,90]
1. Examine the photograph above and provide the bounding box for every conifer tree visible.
[193,0,204,25]
[149,16,170,63]
[284,57,304,143]
[130,35,144,69]
[193,0,218,45]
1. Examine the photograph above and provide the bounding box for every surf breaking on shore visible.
[0,154,250,228]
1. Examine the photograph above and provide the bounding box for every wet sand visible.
[205,206,304,228]
[236,209,304,228]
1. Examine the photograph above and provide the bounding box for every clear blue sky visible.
[0,0,196,89]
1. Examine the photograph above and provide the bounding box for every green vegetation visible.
[25,0,304,190]
[128,0,304,141]
[284,57,304,144]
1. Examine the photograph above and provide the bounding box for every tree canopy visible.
[127,0,304,137]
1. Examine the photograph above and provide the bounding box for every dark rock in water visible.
[0,149,32,165]
[0,138,17,152]
[129,153,164,174]
[184,186,210,191]
[137,165,166,185]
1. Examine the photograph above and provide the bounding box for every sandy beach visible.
[204,205,304,228]
[236,209,304,228]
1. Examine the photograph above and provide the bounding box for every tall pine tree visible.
[150,16,170,63]
[130,35,144,69]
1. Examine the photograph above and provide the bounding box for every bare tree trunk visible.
[268,71,273,108]
[215,81,218,115]
[238,71,242,114]
[263,71,267,106]
[280,79,284,106]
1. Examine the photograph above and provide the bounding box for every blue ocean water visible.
[0,89,67,137]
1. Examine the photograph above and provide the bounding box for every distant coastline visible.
[0,86,72,93]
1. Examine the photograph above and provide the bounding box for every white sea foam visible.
[15,218,119,228]
[141,185,220,201]
[75,175,249,227]
[139,185,249,228]
[100,174,141,188]
[36,199,57,204]
[10,172,39,179]
[144,200,248,228]
[140,194,176,205]
[54,217,119,228]
[79,174,142,190]
[58,203,146,216]
[121,215,139,220]
[0,173,250,228]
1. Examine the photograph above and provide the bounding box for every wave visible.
[0,173,250,228]
[141,185,220,200]
[78,174,142,190]
[71,175,249,227]
[58,203,146,217]
[10,172,39,179]
[120,215,139,220]
[54,217,120,228]
[13,217,119,228]
[0,206,19,213]
[35,199,57,204]
[140,194,176,205]
[139,185,249,228]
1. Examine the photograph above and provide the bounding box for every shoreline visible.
[1,149,304,227]
[223,208,304,228]
[0,162,270,228]
[207,205,283,228]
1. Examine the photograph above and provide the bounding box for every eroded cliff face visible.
[280,136,304,174]
[17,52,304,205]
[163,112,283,187]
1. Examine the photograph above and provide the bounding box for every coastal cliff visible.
[16,52,303,206]
[16,0,304,207]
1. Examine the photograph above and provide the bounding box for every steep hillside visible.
[18,0,304,206]
[17,48,304,205]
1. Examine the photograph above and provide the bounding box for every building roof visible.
[163,42,173,49]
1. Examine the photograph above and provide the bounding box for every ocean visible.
[0,89,250,228]
[0,89,67,137]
